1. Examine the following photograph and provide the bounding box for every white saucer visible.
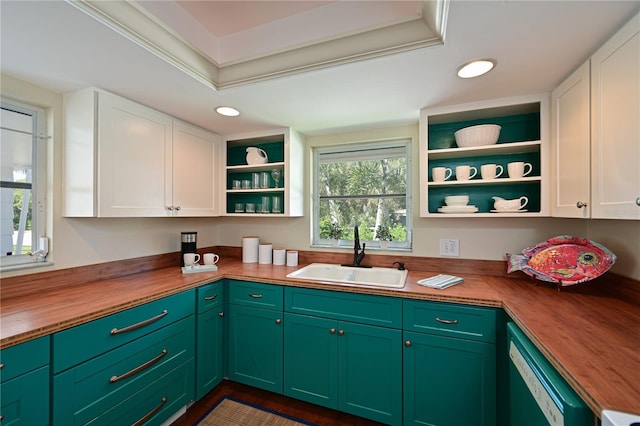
[490,209,528,213]
[438,205,478,213]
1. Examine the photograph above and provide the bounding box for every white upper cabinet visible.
[552,13,639,220]
[63,88,220,217]
[591,13,639,220]
[551,62,591,218]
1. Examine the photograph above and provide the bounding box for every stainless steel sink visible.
[286,263,407,288]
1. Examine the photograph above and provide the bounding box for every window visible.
[1,100,47,270]
[313,140,412,250]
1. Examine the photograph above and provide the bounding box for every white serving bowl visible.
[454,124,501,148]
[445,195,469,206]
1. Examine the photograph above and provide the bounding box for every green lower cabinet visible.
[0,335,50,426]
[228,304,283,393]
[0,366,50,426]
[403,330,496,426]
[195,282,225,401]
[284,313,402,426]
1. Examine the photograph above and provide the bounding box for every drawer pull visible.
[338,330,345,336]
[109,349,168,383]
[0,363,4,369]
[110,310,168,335]
[330,328,336,334]
[132,396,167,426]
[204,294,218,301]
[218,312,225,317]
[248,293,263,299]
[405,340,412,347]
[435,317,459,325]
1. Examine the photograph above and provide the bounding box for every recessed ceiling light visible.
[457,59,497,78]
[216,106,240,116]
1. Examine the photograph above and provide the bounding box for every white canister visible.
[286,250,298,267]
[242,236,259,263]
[259,243,273,264]
[273,248,287,265]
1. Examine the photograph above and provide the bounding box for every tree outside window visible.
[313,140,411,249]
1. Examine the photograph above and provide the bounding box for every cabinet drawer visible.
[0,335,50,382]
[54,316,194,425]
[197,281,224,314]
[285,287,402,329]
[403,300,496,343]
[228,280,283,310]
[66,359,194,426]
[53,289,195,373]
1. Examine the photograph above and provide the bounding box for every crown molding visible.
[66,0,448,91]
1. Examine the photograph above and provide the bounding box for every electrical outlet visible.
[440,239,460,257]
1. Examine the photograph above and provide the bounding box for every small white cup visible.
[203,253,219,265]
[432,167,452,182]
[455,165,477,181]
[183,253,200,266]
[507,162,533,179]
[481,164,504,180]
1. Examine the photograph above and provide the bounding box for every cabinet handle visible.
[218,312,225,317]
[175,206,181,211]
[338,330,344,336]
[248,293,263,298]
[132,396,167,426]
[576,201,588,208]
[435,317,459,325]
[167,206,173,211]
[0,363,4,369]
[110,310,168,335]
[330,328,336,334]
[275,318,281,324]
[405,340,412,347]
[636,197,640,206]
[109,349,168,383]
[204,294,218,301]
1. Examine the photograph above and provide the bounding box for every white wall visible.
[2,75,638,280]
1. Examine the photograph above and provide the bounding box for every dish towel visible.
[417,274,464,289]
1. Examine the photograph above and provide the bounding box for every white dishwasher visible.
[507,322,594,426]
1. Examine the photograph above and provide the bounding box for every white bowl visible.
[454,124,501,148]
[445,195,469,206]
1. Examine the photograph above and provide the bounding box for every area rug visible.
[194,396,317,426]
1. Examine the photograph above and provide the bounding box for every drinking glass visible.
[271,169,282,188]
[272,196,281,213]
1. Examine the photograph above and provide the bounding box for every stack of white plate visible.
[438,195,478,213]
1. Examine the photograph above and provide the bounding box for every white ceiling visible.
[1,1,638,136]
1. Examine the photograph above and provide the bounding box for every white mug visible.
[183,253,200,266]
[508,162,533,179]
[481,164,504,180]
[203,253,219,265]
[455,165,477,181]
[432,167,452,182]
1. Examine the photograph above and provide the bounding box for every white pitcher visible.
[246,147,268,165]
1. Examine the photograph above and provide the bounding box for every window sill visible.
[312,242,411,252]
[0,261,54,273]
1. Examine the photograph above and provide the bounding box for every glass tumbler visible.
[260,171,270,188]
[272,196,281,213]
[261,196,270,213]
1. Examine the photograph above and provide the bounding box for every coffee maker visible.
[180,232,197,266]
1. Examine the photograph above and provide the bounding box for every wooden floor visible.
[171,380,386,426]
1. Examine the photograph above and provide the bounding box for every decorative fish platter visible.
[506,235,616,287]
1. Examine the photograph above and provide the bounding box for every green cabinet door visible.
[196,307,224,400]
[338,322,402,426]
[0,366,50,426]
[284,312,402,426]
[404,330,496,426]
[196,282,225,401]
[283,313,338,408]
[228,304,283,393]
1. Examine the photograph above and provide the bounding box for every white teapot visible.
[493,196,528,211]
[246,147,268,165]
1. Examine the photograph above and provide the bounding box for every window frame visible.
[311,138,412,250]
[0,99,48,271]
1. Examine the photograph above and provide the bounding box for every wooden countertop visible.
[1,257,638,417]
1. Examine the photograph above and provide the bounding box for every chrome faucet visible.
[343,225,371,268]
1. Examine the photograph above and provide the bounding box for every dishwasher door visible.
[507,322,593,426]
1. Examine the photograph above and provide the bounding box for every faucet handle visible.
[393,261,405,270]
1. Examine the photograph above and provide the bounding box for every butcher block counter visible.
[1,250,639,418]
